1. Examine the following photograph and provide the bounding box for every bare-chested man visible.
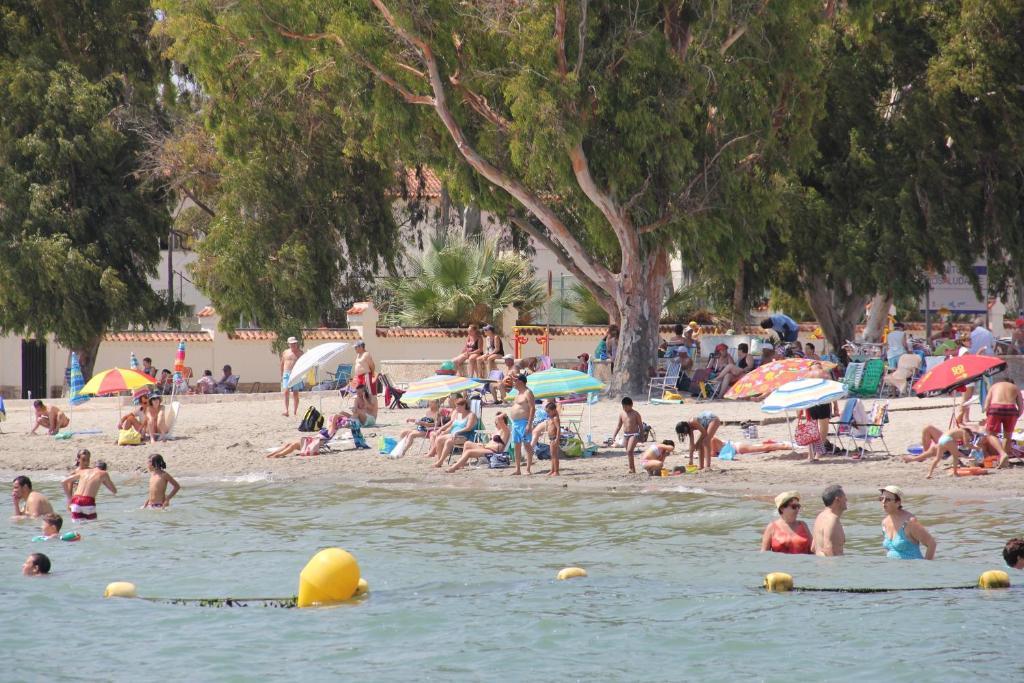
[508,374,536,475]
[280,336,304,417]
[351,340,376,390]
[62,458,116,521]
[812,484,847,556]
[983,379,1023,456]
[29,400,69,435]
[12,476,54,519]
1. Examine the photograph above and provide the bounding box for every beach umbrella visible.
[285,342,350,390]
[68,352,89,407]
[761,378,847,414]
[81,367,157,396]
[912,354,1006,397]
[509,368,606,399]
[173,341,186,387]
[724,359,836,400]
[402,374,484,403]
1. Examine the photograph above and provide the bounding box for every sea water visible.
[1,477,1020,681]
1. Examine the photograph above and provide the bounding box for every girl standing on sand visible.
[143,454,180,509]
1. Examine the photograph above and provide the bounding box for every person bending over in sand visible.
[29,400,69,435]
[23,553,51,576]
[62,460,116,521]
[143,454,180,509]
[12,476,54,519]
[446,413,511,473]
[675,412,720,471]
[609,397,644,473]
[917,426,1008,478]
[812,484,847,556]
[508,374,536,475]
[983,379,1022,456]
[1003,538,1024,569]
[641,441,676,475]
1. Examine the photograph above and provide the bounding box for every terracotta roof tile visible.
[227,328,361,341]
[103,331,212,343]
[196,306,216,317]
[375,327,465,338]
[401,167,443,199]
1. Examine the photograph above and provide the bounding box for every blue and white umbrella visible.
[68,352,90,407]
[761,377,846,414]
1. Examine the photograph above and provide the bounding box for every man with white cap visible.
[280,335,303,417]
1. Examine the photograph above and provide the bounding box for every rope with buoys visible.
[763,570,1011,593]
[104,549,369,609]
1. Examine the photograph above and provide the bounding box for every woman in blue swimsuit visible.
[880,485,936,560]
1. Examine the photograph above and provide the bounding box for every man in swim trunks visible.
[508,374,536,475]
[812,484,847,556]
[12,476,54,519]
[62,460,116,520]
[280,336,304,417]
[351,341,376,389]
[29,400,69,435]
[983,379,1022,457]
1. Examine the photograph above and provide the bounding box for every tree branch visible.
[574,0,589,77]
[510,215,614,313]
[568,143,640,268]
[555,1,569,76]
[367,0,615,294]
[182,187,216,218]
[448,33,513,132]
[720,0,771,56]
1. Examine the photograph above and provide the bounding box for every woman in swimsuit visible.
[478,325,505,376]
[117,394,150,440]
[452,324,483,377]
[396,400,442,453]
[428,398,478,467]
[675,412,721,470]
[880,485,935,559]
[446,413,511,472]
[760,491,813,554]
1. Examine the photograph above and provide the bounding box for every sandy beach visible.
[4,391,1023,500]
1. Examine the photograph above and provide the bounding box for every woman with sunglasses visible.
[880,485,936,560]
[760,491,813,554]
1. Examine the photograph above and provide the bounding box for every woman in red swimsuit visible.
[760,491,813,554]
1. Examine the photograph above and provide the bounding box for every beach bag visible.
[379,436,398,455]
[718,442,737,461]
[488,453,510,469]
[639,423,654,442]
[675,372,691,393]
[794,414,821,446]
[563,437,584,458]
[298,406,324,432]
[534,442,551,460]
[117,428,142,446]
[389,435,412,458]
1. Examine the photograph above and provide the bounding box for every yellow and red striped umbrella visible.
[80,367,158,396]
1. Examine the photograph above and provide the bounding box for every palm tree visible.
[378,232,546,329]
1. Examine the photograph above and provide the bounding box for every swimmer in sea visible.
[609,397,643,473]
[142,454,180,509]
[640,440,675,475]
[23,553,51,576]
[12,475,54,519]
[1003,538,1024,569]
[62,459,116,521]
[33,513,80,542]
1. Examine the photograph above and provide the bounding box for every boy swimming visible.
[33,513,81,542]
[143,454,181,508]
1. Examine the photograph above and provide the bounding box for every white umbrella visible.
[761,377,847,446]
[285,343,349,390]
[761,377,848,413]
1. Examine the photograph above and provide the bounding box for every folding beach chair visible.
[648,357,683,403]
[559,403,585,440]
[840,362,865,393]
[830,397,868,454]
[378,374,408,409]
[847,401,890,457]
[851,359,884,398]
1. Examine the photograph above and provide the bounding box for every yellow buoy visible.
[764,572,794,593]
[978,570,1011,590]
[354,577,369,596]
[556,567,587,580]
[297,548,361,608]
[104,582,138,599]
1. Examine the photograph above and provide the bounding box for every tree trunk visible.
[803,274,867,355]
[610,249,670,397]
[462,203,481,239]
[71,336,103,382]
[862,292,893,343]
[731,259,746,331]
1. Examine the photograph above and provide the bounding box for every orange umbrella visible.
[724,359,836,400]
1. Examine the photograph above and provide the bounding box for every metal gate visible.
[21,340,46,399]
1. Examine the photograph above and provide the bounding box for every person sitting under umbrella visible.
[445,413,510,473]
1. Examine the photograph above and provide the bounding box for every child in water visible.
[142,454,180,509]
[33,513,81,542]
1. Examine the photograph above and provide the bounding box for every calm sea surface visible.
[1,475,1021,681]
